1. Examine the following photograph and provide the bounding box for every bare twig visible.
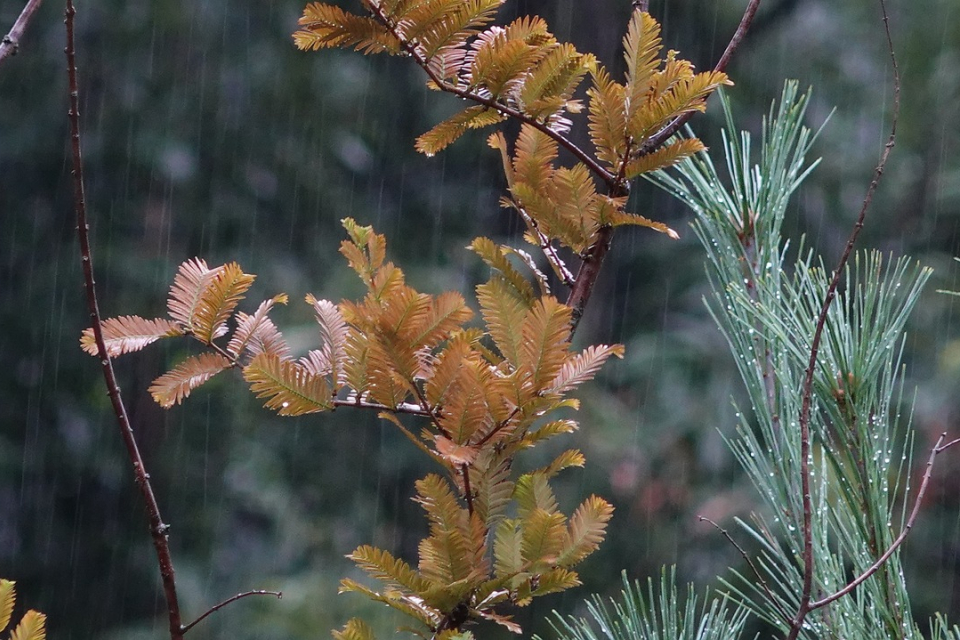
[65,2,184,638]
[639,0,763,155]
[809,434,959,610]
[0,0,43,67]
[786,1,900,638]
[181,590,282,634]
[699,516,793,625]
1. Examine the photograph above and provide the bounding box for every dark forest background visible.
[2,0,960,637]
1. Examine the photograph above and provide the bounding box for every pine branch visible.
[65,2,184,637]
[181,590,282,634]
[787,1,900,637]
[0,0,43,67]
[808,434,960,611]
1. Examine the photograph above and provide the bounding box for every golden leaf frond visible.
[601,208,679,239]
[628,70,731,142]
[166,258,218,328]
[547,343,625,394]
[342,327,370,397]
[409,0,503,59]
[519,44,593,119]
[338,579,440,628]
[503,15,553,45]
[306,294,348,386]
[294,3,400,54]
[413,291,473,348]
[587,65,627,166]
[471,451,515,526]
[415,475,474,584]
[424,337,471,406]
[518,296,572,393]
[434,435,480,465]
[512,124,557,192]
[477,275,530,367]
[80,316,182,358]
[469,237,536,304]
[226,294,290,359]
[536,449,586,479]
[513,472,558,517]
[546,163,599,251]
[520,508,567,567]
[9,610,46,640]
[365,340,417,408]
[520,419,578,448]
[475,609,521,634]
[190,262,256,344]
[332,618,377,640]
[415,106,506,157]
[149,352,231,408]
[243,352,333,415]
[0,579,14,630]
[624,137,705,179]
[434,356,493,443]
[622,10,662,120]
[340,217,387,283]
[493,519,523,577]
[349,544,434,595]
[470,37,541,99]
[520,566,579,598]
[557,495,614,567]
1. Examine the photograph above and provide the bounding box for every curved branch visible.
[786,0,900,637]
[365,3,617,189]
[181,591,282,634]
[0,0,43,67]
[809,434,958,611]
[65,2,184,638]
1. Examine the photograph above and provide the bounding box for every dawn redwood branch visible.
[639,0,763,155]
[567,0,762,334]
[65,2,184,638]
[181,590,282,634]
[786,1,899,638]
[365,2,617,189]
[809,434,960,611]
[0,0,43,67]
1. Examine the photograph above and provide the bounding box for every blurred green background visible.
[2,0,960,637]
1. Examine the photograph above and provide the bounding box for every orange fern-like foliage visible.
[82,219,620,637]
[0,580,46,640]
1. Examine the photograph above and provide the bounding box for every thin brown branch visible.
[809,434,958,611]
[334,396,434,417]
[181,590,282,634]
[365,2,617,189]
[699,516,793,625]
[461,463,475,517]
[65,2,184,638]
[786,1,899,638]
[0,0,43,67]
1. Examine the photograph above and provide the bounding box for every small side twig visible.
[787,1,900,638]
[181,590,282,634]
[699,516,793,625]
[0,0,43,67]
[809,434,959,610]
[65,1,184,638]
